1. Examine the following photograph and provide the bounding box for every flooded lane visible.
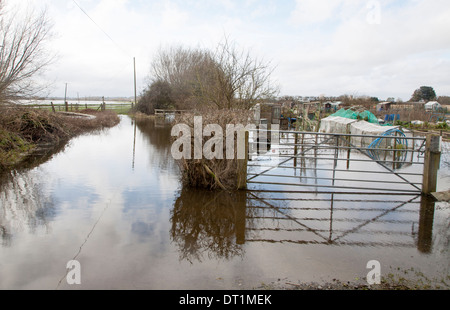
[0,115,448,289]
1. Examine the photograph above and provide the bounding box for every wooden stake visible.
[64,83,68,112]
[237,130,249,190]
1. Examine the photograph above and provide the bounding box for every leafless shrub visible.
[172,109,254,190]
[150,45,212,110]
[0,107,119,144]
[196,38,279,110]
[148,38,278,111]
[0,107,68,143]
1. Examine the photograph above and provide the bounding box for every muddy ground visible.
[256,275,449,290]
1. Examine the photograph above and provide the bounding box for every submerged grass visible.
[0,105,120,172]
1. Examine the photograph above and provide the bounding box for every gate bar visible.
[247,164,424,176]
[247,136,335,182]
[247,181,422,193]
[273,154,423,164]
[336,136,423,191]
[250,128,427,140]
[246,173,423,185]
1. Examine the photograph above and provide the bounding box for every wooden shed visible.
[253,103,281,126]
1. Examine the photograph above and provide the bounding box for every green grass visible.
[394,120,450,131]
[109,104,133,115]
[0,128,35,169]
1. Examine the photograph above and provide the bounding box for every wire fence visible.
[25,103,133,114]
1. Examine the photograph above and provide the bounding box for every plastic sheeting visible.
[349,121,399,147]
[319,116,358,135]
[319,116,400,147]
[331,108,380,125]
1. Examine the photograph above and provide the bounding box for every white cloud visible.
[277,0,450,99]
[161,2,189,30]
[289,0,355,25]
[217,0,237,11]
[7,0,449,100]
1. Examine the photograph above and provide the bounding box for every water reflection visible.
[15,140,69,172]
[170,186,442,263]
[133,117,178,172]
[417,194,435,253]
[0,115,447,289]
[171,189,248,263]
[245,191,439,250]
[0,169,58,247]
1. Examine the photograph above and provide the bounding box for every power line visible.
[71,0,131,57]
[70,0,138,101]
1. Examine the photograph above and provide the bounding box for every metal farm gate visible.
[245,129,438,195]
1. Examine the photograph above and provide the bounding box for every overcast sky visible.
[10,0,450,101]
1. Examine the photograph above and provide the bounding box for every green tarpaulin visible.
[331,108,380,125]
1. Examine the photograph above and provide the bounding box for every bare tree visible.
[149,39,279,111]
[197,38,279,110]
[0,2,54,104]
[150,45,212,109]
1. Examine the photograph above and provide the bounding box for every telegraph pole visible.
[64,83,68,112]
[133,57,137,109]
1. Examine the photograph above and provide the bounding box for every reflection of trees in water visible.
[0,139,67,247]
[0,140,68,246]
[134,118,177,171]
[16,139,69,172]
[171,189,250,263]
[0,169,55,247]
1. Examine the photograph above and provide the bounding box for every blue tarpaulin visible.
[384,114,400,122]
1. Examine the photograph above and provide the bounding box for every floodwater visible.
[0,115,448,290]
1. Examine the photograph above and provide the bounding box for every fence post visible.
[422,134,441,195]
[346,133,351,169]
[101,97,106,111]
[410,131,415,163]
[294,132,298,167]
[237,130,249,190]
